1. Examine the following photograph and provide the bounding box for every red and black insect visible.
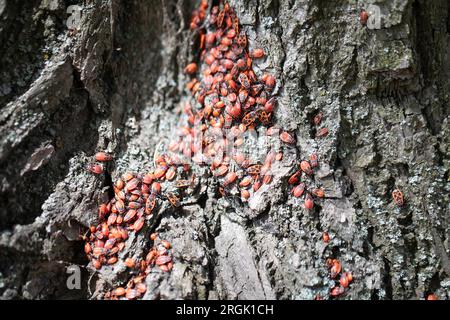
[236,31,247,48]
[167,192,181,207]
[392,189,404,207]
[83,0,287,299]
[86,163,103,174]
[360,10,369,25]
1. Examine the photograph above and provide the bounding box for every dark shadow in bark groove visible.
[382,258,393,299]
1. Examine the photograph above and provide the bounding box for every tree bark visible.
[0,0,449,300]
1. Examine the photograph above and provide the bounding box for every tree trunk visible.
[0,0,449,300]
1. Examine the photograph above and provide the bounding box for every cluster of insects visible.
[85,151,112,174]
[316,234,354,299]
[288,154,325,209]
[182,1,281,195]
[168,0,320,204]
[83,159,183,271]
[311,111,329,138]
[104,233,173,300]
[83,150,197,299]
[82,0,336,299]
[82,0,421,301]
[326,258,353,298]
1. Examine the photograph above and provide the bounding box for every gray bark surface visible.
[0,0,449,300]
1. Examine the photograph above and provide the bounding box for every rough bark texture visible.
[0,0,449,300]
